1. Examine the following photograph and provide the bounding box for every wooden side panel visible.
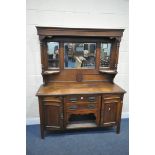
[38,97,45,139]
[96,96,101,126]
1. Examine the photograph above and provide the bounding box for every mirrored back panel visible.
[64,43,96,69]
[100,43,112,68]
[47,42,59,69]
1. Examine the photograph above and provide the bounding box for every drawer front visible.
[43,96,62,103]
[64,95,100,112]
[103,94,121,101]
[64,95,99,103]
[66,102,97,111]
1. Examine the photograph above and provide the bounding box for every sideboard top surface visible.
[36,82,126,96]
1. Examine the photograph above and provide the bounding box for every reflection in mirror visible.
[47,42,59,68]
[64,43,96,69]
[100,43,111,67]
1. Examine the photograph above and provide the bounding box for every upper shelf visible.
[99,70,117,74]
[43,70,60,75]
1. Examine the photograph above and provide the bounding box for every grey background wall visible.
[26,0,129,123]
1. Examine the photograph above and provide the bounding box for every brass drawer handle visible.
[68,105,78,110]
[88,96,96,102]
[69,98,77,102]
[87,104,96,109]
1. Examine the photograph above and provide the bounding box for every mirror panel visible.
[100,43,112,68]
[47,42,59,68]
[64,43,96,69]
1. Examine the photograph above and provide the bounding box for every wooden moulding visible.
[36,26,124,38]
[42,70,60,75]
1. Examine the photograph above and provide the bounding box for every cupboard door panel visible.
[101,94,121,126]
[44,103,63,129]
[103,102,117,123]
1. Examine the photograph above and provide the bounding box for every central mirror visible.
[64,43,96,69]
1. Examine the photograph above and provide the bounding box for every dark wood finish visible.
[36,27,126,138]
[44,103,63,129]
[64,95,101,128]
[36,27,124,85]
[36,27,124,37]
[38,97,45,139]
[36,82,125,96]
[101,95,120,126]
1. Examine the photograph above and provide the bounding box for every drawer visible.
[64,95,99,103]
[43,96,62,103]
[103,94,121,101]
[66,102,97,111]
[66,101,96,106]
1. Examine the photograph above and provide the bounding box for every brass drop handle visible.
[87,104,96,109]
[108,107,111,111]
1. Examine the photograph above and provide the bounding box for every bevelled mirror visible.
[100,43,112,68]
[64,43,96,69]
[47,42,59,68]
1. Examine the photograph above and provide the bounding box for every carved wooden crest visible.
[76,72,83,82]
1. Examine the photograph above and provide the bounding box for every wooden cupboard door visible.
[101,99,120,126]
[103,102,117,124]
[44,103,63,129]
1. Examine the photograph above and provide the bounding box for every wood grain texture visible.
[35,27,126,138]
[36,27,124,37]
[36,82,126,96]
